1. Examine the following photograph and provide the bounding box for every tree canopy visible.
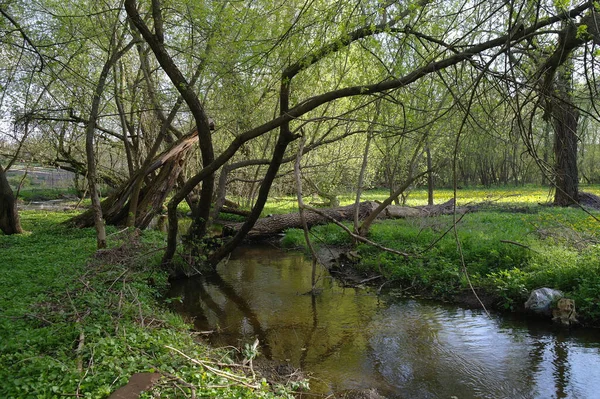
[1,0,599,272]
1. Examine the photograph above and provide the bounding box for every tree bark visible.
[551,69,579,206]
[0,165,23,235]
[222,201,379,238]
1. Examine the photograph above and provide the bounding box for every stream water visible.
[168,246,600,398]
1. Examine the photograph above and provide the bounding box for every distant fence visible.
[5,165,76,191]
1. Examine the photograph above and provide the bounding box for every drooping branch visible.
[281,0,433,81]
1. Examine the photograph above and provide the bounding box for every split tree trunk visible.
[67,132,197,229]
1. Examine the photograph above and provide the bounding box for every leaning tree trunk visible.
[84,33,135,249]
[0,165,23,235]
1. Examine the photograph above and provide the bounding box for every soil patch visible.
[107,373,161,399]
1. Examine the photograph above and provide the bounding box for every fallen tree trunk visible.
[219,206,251,217]
[223,201,379,237]
[222,199,457,238]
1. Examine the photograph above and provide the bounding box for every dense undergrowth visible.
[0,212,295,399]
[282,201,600,326]
[2,185,599,399]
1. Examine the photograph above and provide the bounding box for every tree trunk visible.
[536,16,591,205]
[426,146,434,206]
[67,132,197,228]
[552,70,579,206]
[210,164,230,221]
[354,100,378,233]
[0,165,23,235]
[222,201,380,238]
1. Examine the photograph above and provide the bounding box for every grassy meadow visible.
[261,184,600,215]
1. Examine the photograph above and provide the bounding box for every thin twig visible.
[419,211,468,254]
[165,346,260,389]
[107,269,128,292]
[161,372,197,399]
[76,331,85,373]
[294,136,322,291]
[108,227,130,237]
[127,285,145,327]
[500,239,539,252]
[358,275,383,284]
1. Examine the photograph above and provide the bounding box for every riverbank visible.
[281,203,600,326]
[167,243,600,398]
[0,211,298,398]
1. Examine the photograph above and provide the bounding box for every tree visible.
[121,0,598,275]
[4,0,599,262]
[506,2,600,205]
[0,2,45,234]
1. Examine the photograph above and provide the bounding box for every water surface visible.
[169,246,600,398]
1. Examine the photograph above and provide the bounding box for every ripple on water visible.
[169,247,600,399]
[369,300,600,398]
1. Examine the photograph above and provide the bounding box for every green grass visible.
[0,212,296,399]
[260,184,600,215]
[282,198,600,325]
[16,187,80,202]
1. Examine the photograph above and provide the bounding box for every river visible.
[168,245,600,398]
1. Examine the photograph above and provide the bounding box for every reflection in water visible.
[169,246,600,398]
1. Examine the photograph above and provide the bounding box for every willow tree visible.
[118,0,600,276]
[503,1,600,205]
